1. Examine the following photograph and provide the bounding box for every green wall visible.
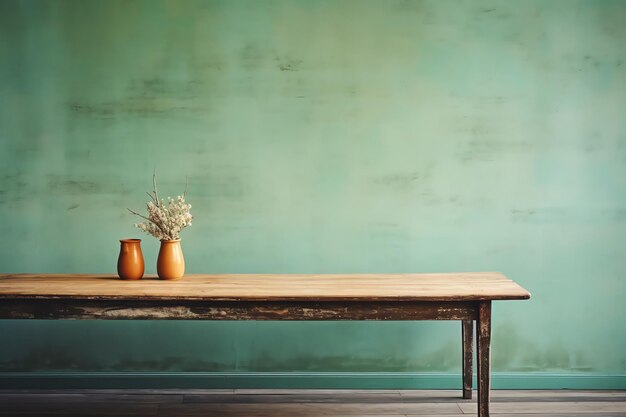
[1,0,625,388]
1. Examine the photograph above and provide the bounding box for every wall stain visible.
[276,56,303,72]
[45,175,132,196]
[47,177,101,194]
[371,172,421,187]
[113,357,223,372]
[68,99,197,118]
[456,137,532,163]
[140,78,171,96]
[245,345,459,372]
[493,324,593,372]
[2,342,462,372]
[474,6,511,20]
[0,348,222,372]
[3,348,90,371]
[416,191,443,206]
[0,173,29,204]
[240,43,266,70]
[69,103,114,117]
[511,209,536,222]
[447,195,463,207]
[68,77,204,117]
[511,207,626,224]
[0,334,595,373]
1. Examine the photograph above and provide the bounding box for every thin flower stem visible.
[127,208,170,239]
[152,170,160,207]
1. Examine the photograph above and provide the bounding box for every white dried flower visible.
[128,174,193,241]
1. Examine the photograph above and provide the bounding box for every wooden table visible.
[0,272,530,417]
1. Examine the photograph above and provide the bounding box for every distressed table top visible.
[0,273,530,302]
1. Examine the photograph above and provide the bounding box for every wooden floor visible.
[0,389,625,416]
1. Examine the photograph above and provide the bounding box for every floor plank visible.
[458,401,626,413]
[407,415,626,417]
[0,389,625,417]
[158,402,462,416]
[0,403,158,416]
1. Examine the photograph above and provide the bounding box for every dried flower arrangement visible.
[128,173,193,241]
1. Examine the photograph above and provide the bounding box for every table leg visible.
[462,319,473,399]
[477,301,492,417]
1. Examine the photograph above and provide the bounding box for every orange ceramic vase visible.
[157,239,185,280]
[117,239,144,280]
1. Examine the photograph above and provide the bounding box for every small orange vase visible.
[157,239,185,280]
[117,239,145,280]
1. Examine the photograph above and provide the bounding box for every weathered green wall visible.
[1,0,625,386]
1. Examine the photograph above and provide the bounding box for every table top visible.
[0,273,530,302]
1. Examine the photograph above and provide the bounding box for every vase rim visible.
[120,238,142,243]
[160,239,181,243]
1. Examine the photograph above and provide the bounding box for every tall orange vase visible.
[157,239,185,280]
[117,239,144,280]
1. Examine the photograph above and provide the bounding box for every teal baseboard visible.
[0,372,624,390]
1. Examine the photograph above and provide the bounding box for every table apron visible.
[0,299,479,321]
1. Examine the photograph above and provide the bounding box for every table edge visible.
[0,294,531,302]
